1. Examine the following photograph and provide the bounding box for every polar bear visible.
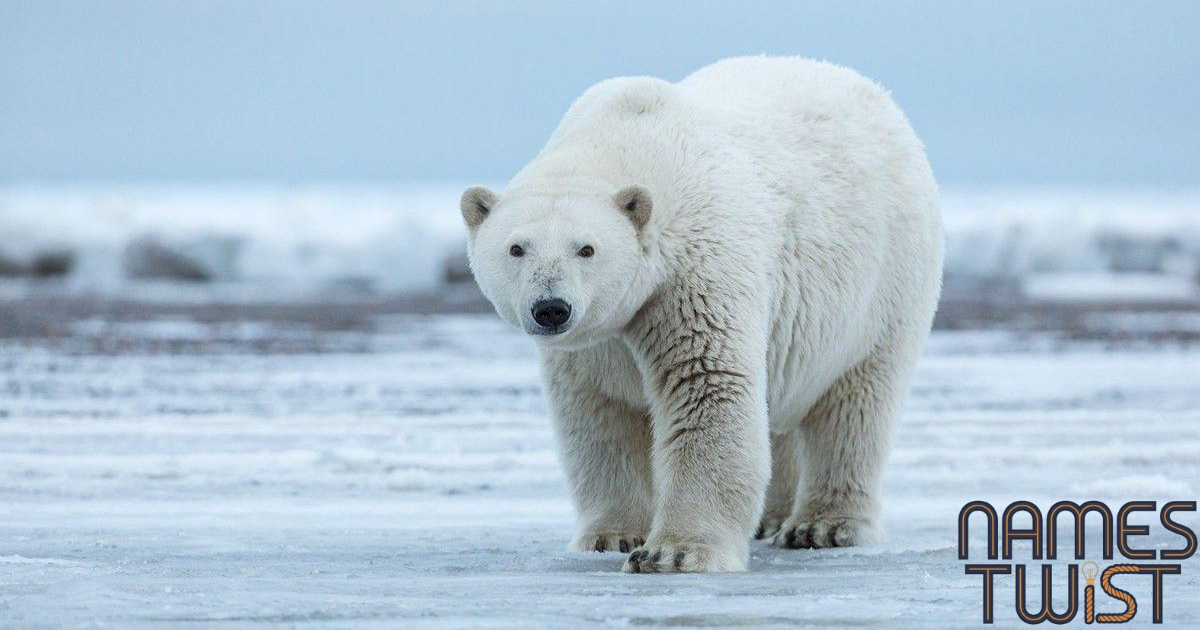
[460,56,943,573]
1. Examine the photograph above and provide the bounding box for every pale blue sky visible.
[2,0,1197,186]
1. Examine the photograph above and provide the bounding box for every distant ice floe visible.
[940,188,1200,302]
[0,184,472,300]
[0,185,1197,303]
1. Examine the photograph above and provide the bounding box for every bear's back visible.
[543,76,681,149]
[512,76,692,194]
[678,56,896,123]
[534,57,912,182]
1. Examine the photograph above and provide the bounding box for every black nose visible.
[531,299,572,329]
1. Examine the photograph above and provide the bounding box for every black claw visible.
[785,529,797,548]
[594,537,606,552]
[619,539,629,553]
[674,550,685,571]
[627,552,641,573]
[650,550,662,564]
[754,525,764,539]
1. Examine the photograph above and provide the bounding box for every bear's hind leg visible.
[773,340,916,549]
[756,425,801,540]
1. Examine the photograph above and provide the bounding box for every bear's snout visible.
[531,299,572,333]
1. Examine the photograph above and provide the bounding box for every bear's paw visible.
[571,531,646,554]
[770,514,880,549]
[622,536,746,573]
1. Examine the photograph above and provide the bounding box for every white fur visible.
[462,56,943,573]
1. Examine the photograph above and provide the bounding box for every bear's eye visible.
[578,245,595,258]
[509,244,524,258]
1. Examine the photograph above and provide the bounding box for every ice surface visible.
[1,314,1198,628]
[2,186,1198,302]
[1023,272,1200,302]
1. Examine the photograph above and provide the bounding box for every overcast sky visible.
[2,0,1197,186]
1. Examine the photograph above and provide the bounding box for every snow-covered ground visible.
[1,313,1198,628]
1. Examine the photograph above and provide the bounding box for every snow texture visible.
[1,314,1198,628]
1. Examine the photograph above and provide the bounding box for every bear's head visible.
[460,183,652,349]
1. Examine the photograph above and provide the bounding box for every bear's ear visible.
[613,185,652,231]
[460,186,498,231]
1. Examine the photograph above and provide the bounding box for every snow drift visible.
[0,185,1197,302]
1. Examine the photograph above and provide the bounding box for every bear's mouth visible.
[527,322,571,336]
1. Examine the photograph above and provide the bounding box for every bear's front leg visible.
[543,346,654,553]
[621,282,771,573]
